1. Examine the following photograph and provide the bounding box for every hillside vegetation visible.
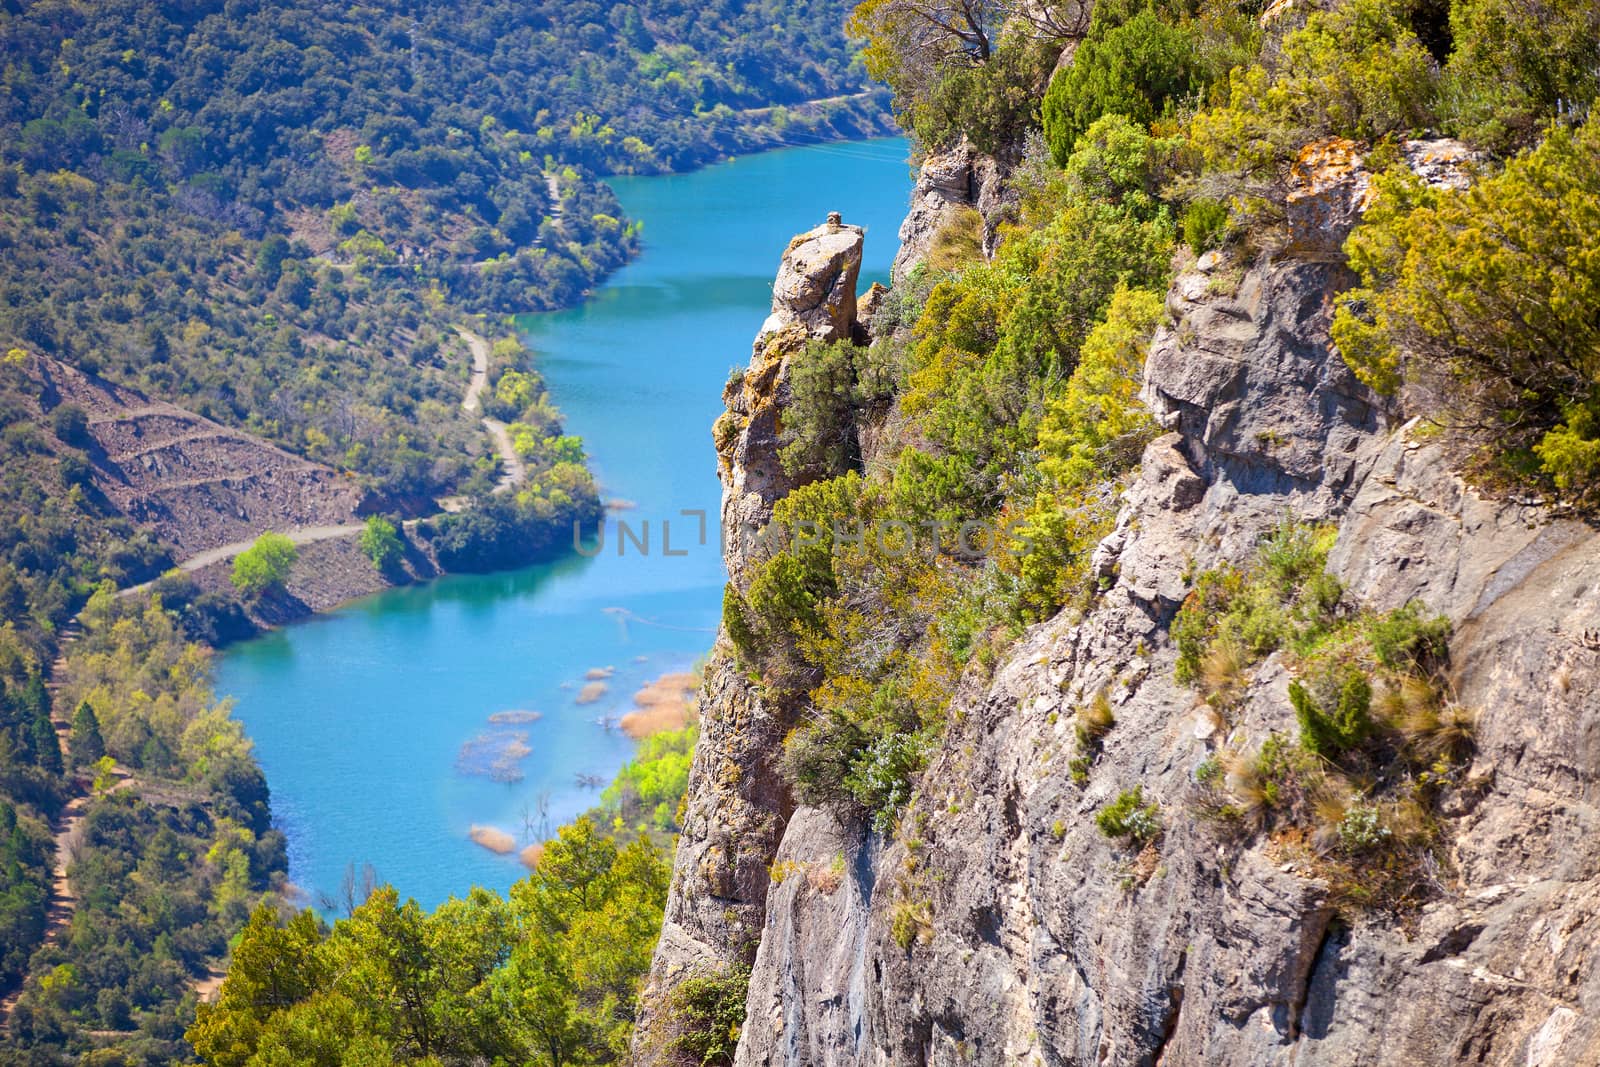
[732,0,1600,849]
[0,0,889,1060]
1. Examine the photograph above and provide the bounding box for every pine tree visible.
[69,700,105,769]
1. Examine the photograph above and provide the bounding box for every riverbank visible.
[216,136,913,909]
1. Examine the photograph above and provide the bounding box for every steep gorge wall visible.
[643,147,1600,1066]
[633,216,867,1057]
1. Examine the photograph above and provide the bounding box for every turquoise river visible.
[217,137,912,910]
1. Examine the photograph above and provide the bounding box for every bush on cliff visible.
[1042,7,1203,166]
[1332,115,1600,505]
[1440,0,1600,152]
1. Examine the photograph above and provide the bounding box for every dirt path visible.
[544,173,563,226]
[454,326,526,493]
[0,775,129,1023]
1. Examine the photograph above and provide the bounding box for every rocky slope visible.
[639,143,1600,1065]
[37,356,369,558]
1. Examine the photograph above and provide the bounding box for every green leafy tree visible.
[231,532,298,599]
[360,516,404,572]
[1441,0,1600,152]
[1042,7,1201,165]
[1188,0,1437,191]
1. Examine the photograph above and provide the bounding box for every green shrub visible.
[1042,8,1203,166]
[843,730,925,833]
[1363,601,1450,673]
[1096,785,1161,845]
[1441,0,1600,152]
[1180,198,1229,255]
[1334,117,1600,503]
[665,966,749,1067]
[359,516,403,572]
[779,340,864,481]
[917,34,1061,156]
[781,712,866,812]
[890,898,932,950]
[1189,0,1437,186]
[1336,802,1393,854]
[1172,520,1342,689]
[49,403,89,446]
[230,532,298,599]
[722,586,759,662]
[1290,669,1374,759]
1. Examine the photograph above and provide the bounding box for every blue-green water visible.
[216,137,912,910]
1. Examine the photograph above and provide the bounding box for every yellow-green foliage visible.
[1171,520,1341,692]
[746,109,1180,834]
[662,964,750,1066]
[1177,525,1471,910]
[1039,286,1163,491]
[190,817,670,1066]
[890,128,1174,526]
[925,206,986,273]
[360,515,403,571]
[65,589,253,780]
[1188,0,1436,185]
[1440,0,1600,152]
[230,531,297,599]
[1096,785,1161,845]
[1333,116,1600,503]
[889,897,932,950]
[601,723,697,835]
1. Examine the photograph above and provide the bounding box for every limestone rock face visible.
[726,247,1600,1067]
[1284,136,1480,259]
[892,140,1011,281]
[658,158,1600,1067]
[631,218,867,1063]
[766,214,863,343]
[720,217,864,577]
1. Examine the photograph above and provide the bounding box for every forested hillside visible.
[0,0,888,1060]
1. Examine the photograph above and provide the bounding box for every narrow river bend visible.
[217,138,912,909]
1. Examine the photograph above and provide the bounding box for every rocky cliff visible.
[640,150,1600,1066]
[633,216,867,1057]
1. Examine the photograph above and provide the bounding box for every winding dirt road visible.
[1,324,538,1023]
[455,326,527,493]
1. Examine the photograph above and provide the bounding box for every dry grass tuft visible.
[1074,689,1116,748]
[1200,637,1249,708]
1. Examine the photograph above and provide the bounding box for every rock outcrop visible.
[892,140,1012,281]
[633,217,867,1061]
[650,152,1600,1065]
